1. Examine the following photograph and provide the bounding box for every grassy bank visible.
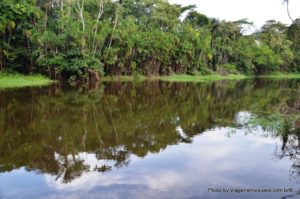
[102,73,300,82]
[0,73,54,89]
[101,75,146,82]
[159,74,248,82]
[258,73,300,79]
[101,74,248,82]
[2,72,300,89]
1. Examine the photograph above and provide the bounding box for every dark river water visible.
[1,79,300,199]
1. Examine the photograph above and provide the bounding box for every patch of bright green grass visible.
[101,74,248,82]
[259,73,300,79]
[159,74,248,82]
[101,75,146,82]
[0,73,54,89]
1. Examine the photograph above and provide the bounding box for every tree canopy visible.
[0,0,299,81]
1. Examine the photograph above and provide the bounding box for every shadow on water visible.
[0,78,300,186]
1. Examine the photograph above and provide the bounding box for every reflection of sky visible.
[0,113,297,199]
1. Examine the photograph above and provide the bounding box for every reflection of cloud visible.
[235,111,253,125]
[2,126,294,199]
[144,171,183,191]
[45,156,183,192]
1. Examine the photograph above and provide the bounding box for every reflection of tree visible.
[0,79,299,183]
[255,88,300,187]
[58,158,90,184]
[276,129,300,183]
[238,82,300,186]
[277,128,300,199]
[281,189,300,199]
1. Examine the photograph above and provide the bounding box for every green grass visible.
[101,75,147,82]
[2,72,298,89]
[102,73,300,82]
[101,74,248,82]
[101,74,249,82]
[159,74,248,82]
[259,72,300,79]
[0,73,54,89]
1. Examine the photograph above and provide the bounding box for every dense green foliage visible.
[1,0,300,81]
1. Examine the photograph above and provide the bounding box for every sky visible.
[169,0,300,30]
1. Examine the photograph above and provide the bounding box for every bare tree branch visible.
[283,0,294,22]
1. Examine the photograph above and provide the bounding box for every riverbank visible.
[159,74,248,82]
[258,73,300,79]
[102,73,300,82]
[0,73,54,89]
[1,73,300,89]
[101,74,248,82]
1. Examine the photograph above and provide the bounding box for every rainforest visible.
[0,0,300,82]
[2,1,300,198]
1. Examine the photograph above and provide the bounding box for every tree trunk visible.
[61,0,64,12]
[26,37,33,73]
[92,0,106,55]
[88,69,100,82]
[0,50,3,71]
[210,30,217,71]
[108,7,119,51]
[77,0,86,31]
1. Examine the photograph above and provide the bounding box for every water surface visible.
[0,79,300,199]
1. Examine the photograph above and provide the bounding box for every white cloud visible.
[169,0,300,29]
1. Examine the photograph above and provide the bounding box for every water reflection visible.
[0,79,300,199]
